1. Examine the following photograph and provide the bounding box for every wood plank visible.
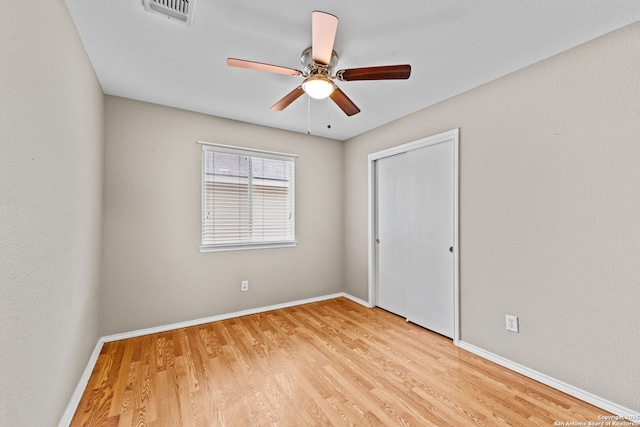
[70,297,611,426]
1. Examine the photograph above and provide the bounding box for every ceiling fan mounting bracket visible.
[301,47,338,76]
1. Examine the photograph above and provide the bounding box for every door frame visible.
[367,129,460,343]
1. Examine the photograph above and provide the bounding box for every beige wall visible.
[102,97,344,335]
[344,22,640,411]
[2,2,637,420]
[0,1,104,425]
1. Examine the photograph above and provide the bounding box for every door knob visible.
[449,246,453,253]
[376,238,380,244]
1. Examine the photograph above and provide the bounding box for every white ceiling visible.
[65,1,640,141]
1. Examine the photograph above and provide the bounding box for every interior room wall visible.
[102,96,344,335]
[343,22,640,412]
[0,2,105,426]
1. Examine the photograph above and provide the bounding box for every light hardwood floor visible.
[71,297,609,426]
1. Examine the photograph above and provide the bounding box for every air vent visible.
[143,0,195,25]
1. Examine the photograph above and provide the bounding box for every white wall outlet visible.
[506,314,519,333]
[241,280,249,292]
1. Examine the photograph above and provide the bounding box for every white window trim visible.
[199,241,298,253]
[197,141,298,162]
[197,141,298,253]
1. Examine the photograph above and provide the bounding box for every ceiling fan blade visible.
[336,64,412,81]
[312,11,338,65]
[270,86,305,111]
[329,87,360,116]
[227,58,302,77]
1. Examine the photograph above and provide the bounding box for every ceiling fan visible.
[226,11,411,117]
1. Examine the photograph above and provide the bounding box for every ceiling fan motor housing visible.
[301,47,339,77]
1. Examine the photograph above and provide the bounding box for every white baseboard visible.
[456,340,640,425]
[339,292,371,308]
[58,292,369,426]
[102,292,366,343]
[58,338,105,427]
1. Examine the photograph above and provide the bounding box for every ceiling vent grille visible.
[143,0,195,25]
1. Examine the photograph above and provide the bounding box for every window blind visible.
[201,144,296,251]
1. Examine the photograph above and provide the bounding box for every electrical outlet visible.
[241,280,249,292]
[506,315,519,333]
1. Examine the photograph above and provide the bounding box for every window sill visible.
[199,241,298,253]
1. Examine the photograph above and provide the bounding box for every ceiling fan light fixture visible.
[302,75,335,99]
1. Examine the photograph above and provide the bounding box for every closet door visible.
[375,138,455,339]
[404,141,454,338]
[375,152,410,317]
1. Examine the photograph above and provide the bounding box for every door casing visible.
[367,129,460,343]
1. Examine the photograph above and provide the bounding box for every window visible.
[200,143,296,252]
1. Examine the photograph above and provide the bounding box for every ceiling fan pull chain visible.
[326,98,332,130]
[307,95,311,135]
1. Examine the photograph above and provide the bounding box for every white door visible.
[375,152,410,317]
[375,136,455,338]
